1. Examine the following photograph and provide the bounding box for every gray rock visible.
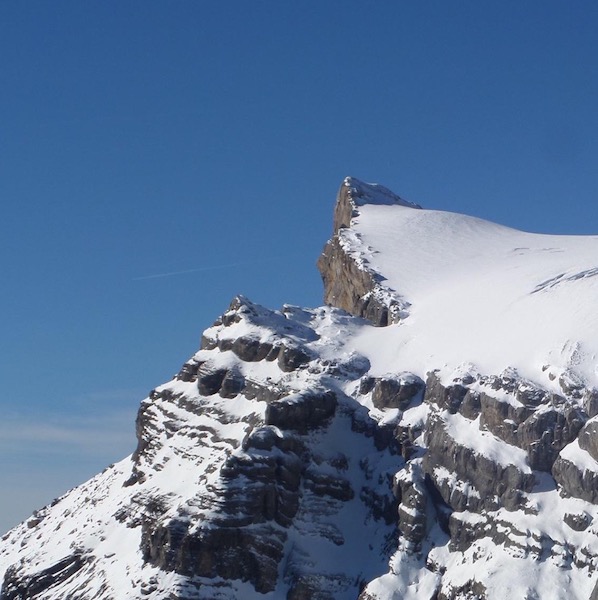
[458,389,481,420]
[519,405,585,471]
[200,333,218,350]
[141,423,309,593]
[277,344,311,372]
[242,426,307,458]
[265,390,337,432]
[217,337,234,352]
[437,578,488,600]
[316,181,411,326]
[304,469,354,501]
[583,389,598,418]
[578,419,598,461]
[243,378,288,403]
[479,392,532,446]
[219,452,303,526]
[1,553,91,600]
[231,335,274,362]
[197,364,228,396]
[395,422,421,460]
[487,371,545,407]
[371,373,424,410]
[218,369,245,398]
[175,360,203,382]
[320,353,371,379]
[448,513,485,553]
[141,520,286,594]
[360,486,398,525]
[359,376,376,395]
[424,414,535,512]
[287,576,336,600]
[564,511,592,531]
[552,455,598,504]
[448,511,543,559]
[395,465,428,548]
[424,372,469,414]
[351,406,401,453]
[220,296,254,326]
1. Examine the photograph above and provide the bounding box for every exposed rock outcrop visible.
[552,450,598,504]
[370,373,424,410]
[317,177,417,326]
[1,554,91,600]
[90,297,400,599]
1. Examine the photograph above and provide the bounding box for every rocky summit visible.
[3,178,598,599]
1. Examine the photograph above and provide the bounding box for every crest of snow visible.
[344,177,421,210]
[343,199,598,387]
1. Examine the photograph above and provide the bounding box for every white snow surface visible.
[343,178,598,389]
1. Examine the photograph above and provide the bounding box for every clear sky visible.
[1,1,598,534]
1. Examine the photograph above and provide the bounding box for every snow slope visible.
[341,177,598,388]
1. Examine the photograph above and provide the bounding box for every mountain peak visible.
[343,176,421,210]
[333,177,420,232]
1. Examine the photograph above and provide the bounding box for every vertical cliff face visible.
[3,177,598,600]
[317,177,419,326]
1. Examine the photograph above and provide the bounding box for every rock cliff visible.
[317,178,419,326]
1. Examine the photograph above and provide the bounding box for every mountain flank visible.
[2,177,598,599]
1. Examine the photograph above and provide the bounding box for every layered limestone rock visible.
[127,298,401,597]
[317,177,418,326]
[359,369,598,600]
[0,297,402,600]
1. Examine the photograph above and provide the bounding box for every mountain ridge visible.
[2,178,598,599]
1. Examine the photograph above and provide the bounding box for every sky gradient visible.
[2,1,598,533]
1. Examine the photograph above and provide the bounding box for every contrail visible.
[132,257,290,281]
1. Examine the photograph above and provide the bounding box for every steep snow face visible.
[342,177,598,388]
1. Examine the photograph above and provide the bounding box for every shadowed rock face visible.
[1,554,91,600]
[578,419,598,461]
[6,317,598,600]
[264,390,337,432]
[141,520,287,594]
[370,373,424,410]
[552,454,598,504]
[318,234,392,326]
[112,296,400,599]
[424,413,536,513]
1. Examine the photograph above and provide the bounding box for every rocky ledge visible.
[317,177,418,326]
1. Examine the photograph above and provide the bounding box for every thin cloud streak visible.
[133,263,247,281]
[0,411,136,454]
[132,255,301,281]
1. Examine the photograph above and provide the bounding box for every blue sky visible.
[1,1,598,533]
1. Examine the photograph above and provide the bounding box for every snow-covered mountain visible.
[3,177,598,599]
